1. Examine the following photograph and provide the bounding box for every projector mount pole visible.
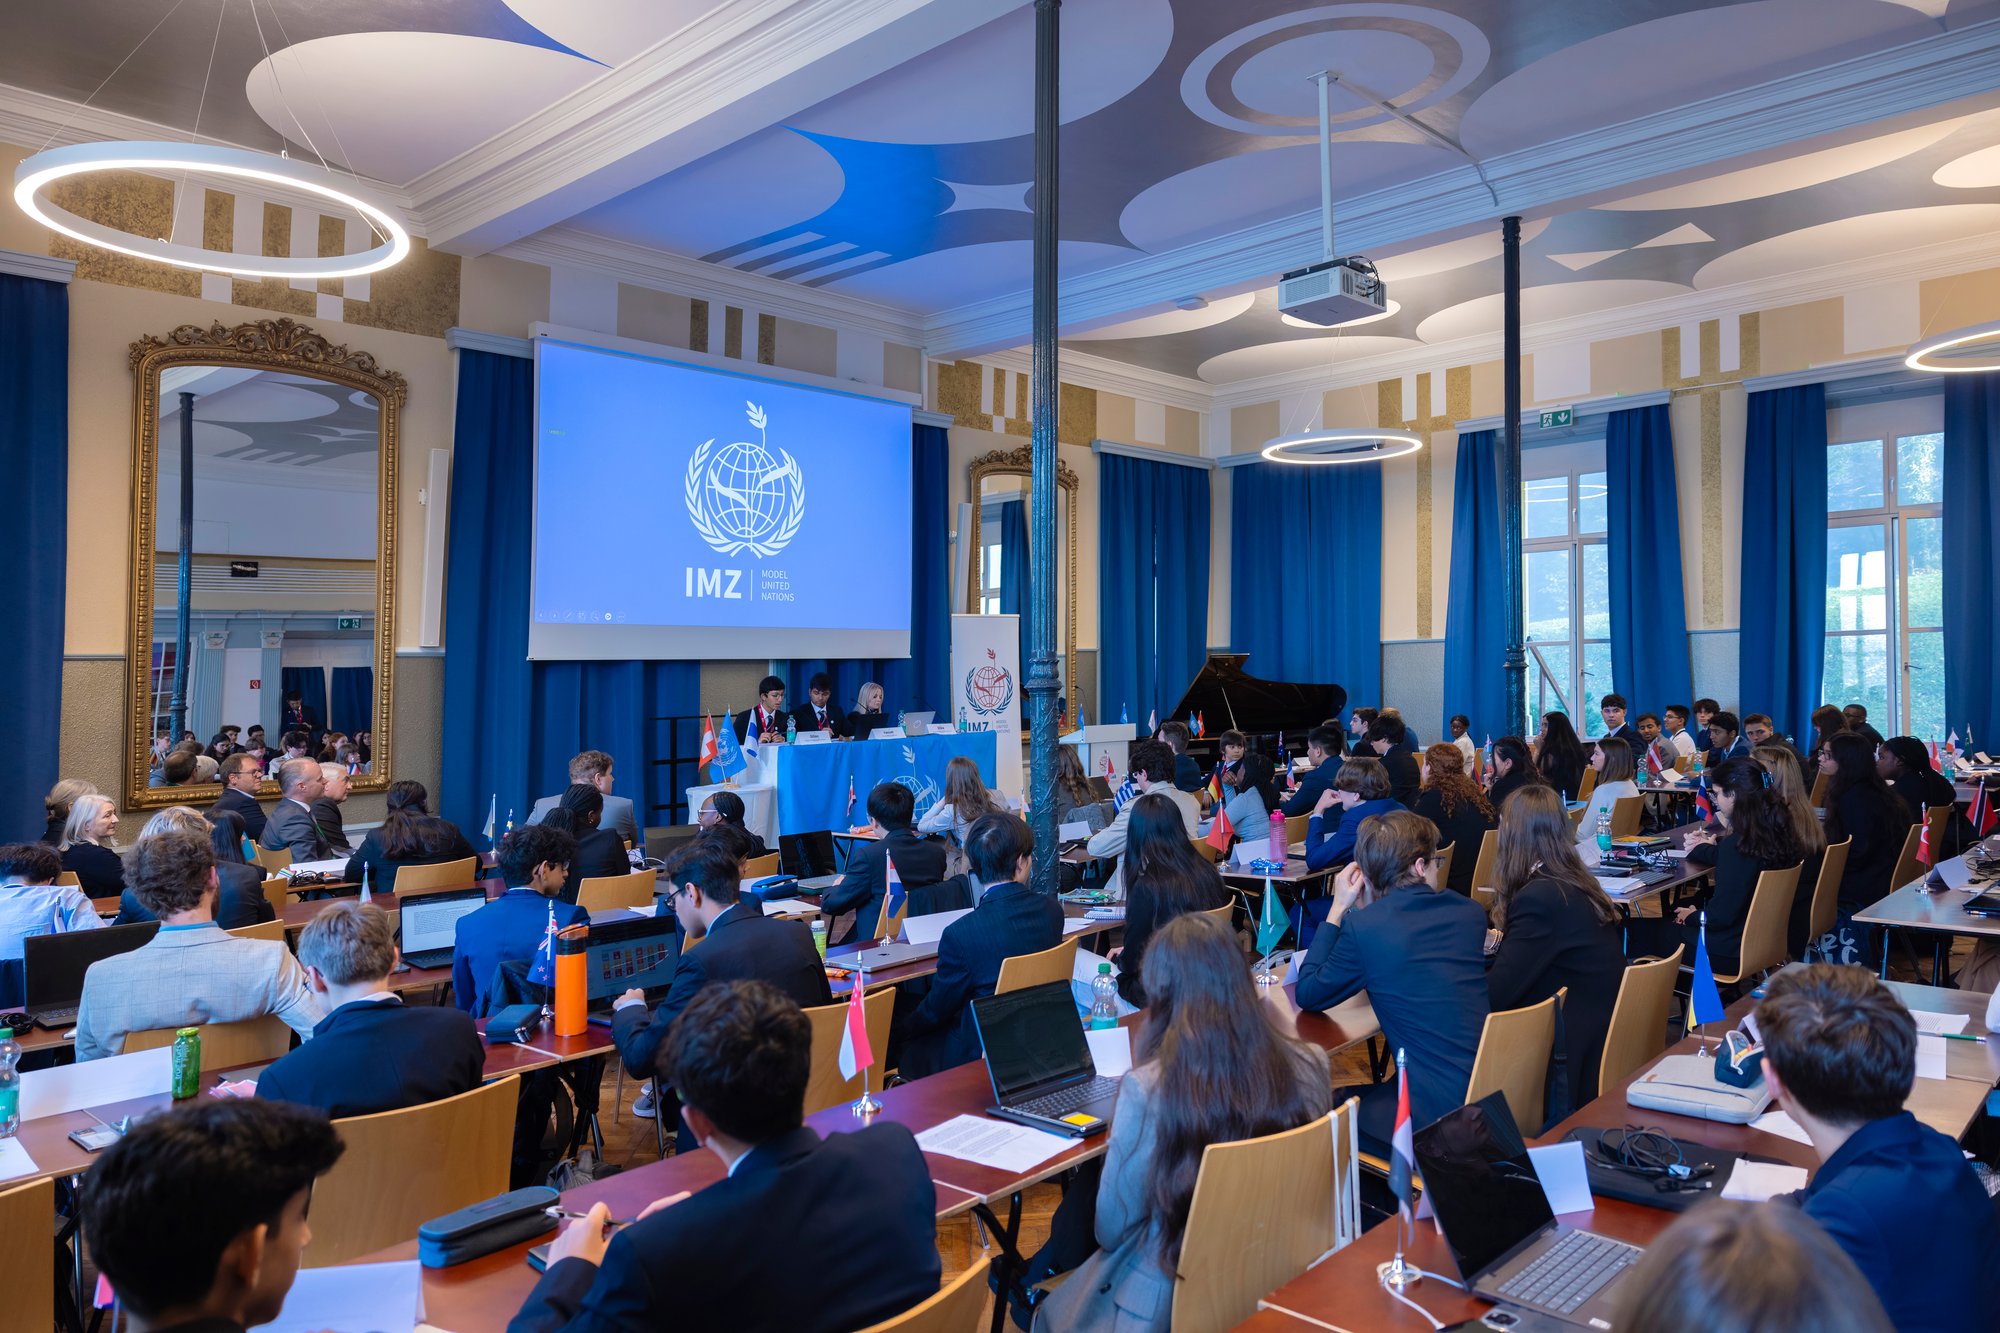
[1026,0,1062,899]
[170,389,195,746]
[1499,217,1528,732]
[1314,71,1335,262]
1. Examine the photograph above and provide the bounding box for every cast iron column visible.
[170,389,194,743]
[1498,217,1527,732]
[1026,0,1062,896]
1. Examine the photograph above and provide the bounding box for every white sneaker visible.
[631,1087,656,1119]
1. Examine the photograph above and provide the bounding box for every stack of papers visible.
[1911,1009,1972,1036]
[1749,1110,1813,1145]
[916,1116,1074,1171]
[0,1138,39,1181]
[1722,1160,1808,1202]
[257,1260,422,1333]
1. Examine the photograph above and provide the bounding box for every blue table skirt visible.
[768,731,999,835]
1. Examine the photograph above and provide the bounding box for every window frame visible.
[1521,445,1610,737]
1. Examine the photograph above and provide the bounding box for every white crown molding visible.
[411,0,1018,254]
[0,247,74,283]
[1457,388,1671,435]
[973,346,1213,415]
[498,225,925,345]
[1742,353,1934,399]
[1089,438,1214,470]
[445,327,532,358]
[924,15,2000,357]
[914,408,951,428]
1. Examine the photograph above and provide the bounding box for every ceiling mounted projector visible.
[1279,257,1387,327]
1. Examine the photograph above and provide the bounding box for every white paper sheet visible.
[1062,916,1099,935]
[760,899,815,917]
[1911,1009,1973,1036]
[256,1259,422,1333]
[1228,838,1272,867]
[1058,821,1091,841]
[915,1115,1074,1171]
[1086,1026,1133,1078]
[282,857,350,877]
[1749,1110,1814,1145]
[1721,1160,1809,1202]
[901,907,974,945]
[1916,1032,1948,1080]
[1527,1141,1595,1215]
[0,1137,40,1181]
[20,1047,171,1122]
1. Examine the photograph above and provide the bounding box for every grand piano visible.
[1165,654,1346,761]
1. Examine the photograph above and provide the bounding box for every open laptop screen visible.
[398,888,488,955]
[24,922,160,1010]
[1412,1093,1555,1281]
[583,915,681,999]
[972,980,1093,1100]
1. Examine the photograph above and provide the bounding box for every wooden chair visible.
[1674,753,1694,775]
[1468,829,1499,895]
[1808,838,1852,949]
[996,937,1080,995]
[577,871,655,915]
[1888,825,1926,895]
[253,845,292,873]
[227,920,288,943]
[743,852,781,878]
[1465,991,1562,1136]
[1712,864,1803,987]
[1473,886,1497,915]
[1808,770,1829,807]
[391,856,480,894]
[1190,838,1224,865]
[0,1177,53,1333]
[1597,947,1684,1097]
[306,1076,518,1267]
[1576,767,1598,802]
[1608,795,1642,839]
[801,986,896,1115]
[856,1256,990,1333]
[1283,813,1309,847]
[124,1013,291,1067]
[1568,805,1588,833]
[261,875,289,917]
[1200,901,1235,929]
[1425,842,1455,891]
[54,870,79,887]
[1925,803,1953,849]
[1170,1103,1357,1333]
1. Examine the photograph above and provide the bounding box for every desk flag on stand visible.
[1688,912,1725,1037]
[846,774,857,819]
[1917,806,1934,868]
[1929,738,1940,767]
[1120,702,1129,724]
[838,972,874,1081]
[1483,736,1493,781]
[1388,1050,1415,1223]
[741,723,761,767]
[528,901,558,987]
[884,856,906,922]
[1104,754,1115,784]
[1205,803,1235,853]
[482,794,497,843]
[712,721,748,780]
[1255,877,1285,955]
[1147,708,1157,733]
[698,715,719,772]
[1694,775,1714,824]
[1205,767,1225,804]
[1973,780,1996,837]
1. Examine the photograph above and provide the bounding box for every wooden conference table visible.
[1854,835,2000,983]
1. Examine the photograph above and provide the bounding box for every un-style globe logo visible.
[684,402,806,557]
[966,648,1014,716]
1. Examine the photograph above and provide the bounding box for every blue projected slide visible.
[530,338,913,661]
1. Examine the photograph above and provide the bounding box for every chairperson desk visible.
[1854,835,2000,983]
[685,731,999,846]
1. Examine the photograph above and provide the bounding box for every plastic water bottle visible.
[785,714,796,744]
[359,864,372,905]
[0,1027,19,1137]
[1089,963,1118,1030]
[958,707,968,732]
[1270,809,1287,864]
[1596,810,1613,859]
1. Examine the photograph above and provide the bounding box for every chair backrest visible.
[1465,991,1562,1136]
[1472,886,1497,915]
[0,1178,53,1332]
[305,1075,518,1267]
[996,936,1080,995]
[1888,824,1926,895]
[1608,795,1642,839]
[391,856,479,894]
[53,870,79,887]
[1170,1105,1350,1333]
[262,874,289,917]
[1283,813,1309,847]
[1675,753,1694,775]
[1468,828,1499,895]
[1598,946,1684,1097]
[1576,767,1598,802]
[1716,863,1803,985]
[1808,769,1828,807]
[576,870,655,915]
[743,852,781,878]
[1424,841,1455,890]
[801,986,897,1116]
[254,845,292,872]
[855,1256,991,1333]
[1809,838,1852,944]
[1190,838,1223,865]
[1199,901,1235,928]
[123,1013,292,1068]
[227,920,288,943]
[876,884,912,941]
[1925,803,1953,847]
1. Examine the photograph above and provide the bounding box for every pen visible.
[545,1207,635,1227]
[1936,1032,1986,1042]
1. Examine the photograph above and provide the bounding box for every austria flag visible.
[1388,1051,1416,1223]
[837,976,873,1081]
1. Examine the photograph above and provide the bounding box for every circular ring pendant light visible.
[1905,319,2000,374]
[14,140,410,280]
[1261,428,1423,464]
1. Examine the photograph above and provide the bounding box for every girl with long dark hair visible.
[1111,793,1229,1006]
[1486,735,1545,811]
[1821,732,1912,919]
[1535,711,1588,800]
[342,779,477,893]
[544,783,633,901]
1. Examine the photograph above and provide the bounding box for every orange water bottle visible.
[553,923,589,1036]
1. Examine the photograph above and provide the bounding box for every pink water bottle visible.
[1270,809,1286,863]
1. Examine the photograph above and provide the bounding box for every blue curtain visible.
[775,422,949,719]
[1442,430,1511,740]
[998,498,1030,675]
[328,666,374,735]
[440,348,700,839]
[1605,404,1692,717]
[1228,460,1380,709]
[1944,375,2000,746]
[1740,384,1828,745]
[1098,452,1211,726]
[279,667,329,737]
[0,274,67,837]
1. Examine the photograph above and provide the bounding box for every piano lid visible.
[1164,655,1346,736]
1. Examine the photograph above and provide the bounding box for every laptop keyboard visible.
[1016,1075,1121,1119]
[32,1006,77,1029]
[402,948,454,971]
[1495,1230,1639,1315]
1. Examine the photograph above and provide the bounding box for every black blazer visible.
[1280,759,1342,818]
[612,903,831,1079]
[1117,867,1229,1007]
[61,842,125,896]
[311,798,353,856]
[847,710,890,740]
[1827,785,1912,915]
[1486,767,1544,813]
[560,828,633,904]
[1486,877,1627,1105]
[1410,789,1499,896]
[116,860,273,931]
[1538,750,1586,802]
[896,881,1064,1079]
[1377,746,1422,808]
[791,703,849,739]
[509,1123,940,1333]
[208,787,268,842]
[342,823,479,895]
[1888,769,1975,858]
[1683,833,1794,973]
[1172,753,1204,793]
[255,996,484,1119]
[1297,885,1489,1145]
[820,828,947,944]
[733,705,787,743]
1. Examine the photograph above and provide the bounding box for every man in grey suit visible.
[259,759,332,862]
[526,749,640,847]
[76,829,322,1060]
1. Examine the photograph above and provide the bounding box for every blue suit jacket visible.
[897,881,1063,1079]
[1794,1110,2000,1333]
[509,1124,940,1333]
[1172,753,1204,793]
[1303,797,1403,871]
[256,996,484,1119]
[1280,759,1342,818]
[452,889,588,1016]
[819,828,947,944]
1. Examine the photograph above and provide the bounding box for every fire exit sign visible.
[1539,407,1574,429]
[337,616,362,630]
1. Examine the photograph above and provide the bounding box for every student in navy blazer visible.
[452,826,587,1017]
[258,901,483,1119]
[819,783,948,944]
[1297,809,1488,1149]
[1757,965,2000,1333]
[1280,725,1346,818]
[514,982,941,1333]
[895,812,1063,1080]
[1302,756,1404,871]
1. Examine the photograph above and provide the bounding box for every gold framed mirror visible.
[966,446,1079,713]
[125,318,405,809]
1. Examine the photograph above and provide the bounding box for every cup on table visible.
[811,920,828,959]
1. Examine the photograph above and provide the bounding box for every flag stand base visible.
[850,1092,882,1116]
[1255,967,1281,987]
[1377,1255,1424,1291]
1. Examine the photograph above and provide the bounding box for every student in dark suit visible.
[542,784,633,904]
[1297,809,1488,1150]
[820,783,946,943]
[1840,703,1886,749]
[1158,720,1205,794]
[452,826,587,1016]
[1877,736,1975,857]
[343,780,478,894]
[117,808,275,932]
[1757,965,2000,1333]
[1302,756,1403,872]
[1281,724,1346,818]
[1705,711,1752,767]
[895,812,1063,1079]
[733,675,789,745]
[1108,793,1228,1008]
[1485,786,1628,1109]
[695,790,770,861]
[1409,744,1497,896]
[790,671,849,739]
[257,901,483,1118]
[1364,715,1422,807]
[279,689,320,745]
[207,754,269,843]
[515,981,941,1333]
[1820,733,1913,922]
[1535,711,1589,801]
[1597,693,1638,746]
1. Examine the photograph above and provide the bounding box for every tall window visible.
[1522,450,1609,736]
[1824,398,1944,737]
[980,541,1002,615]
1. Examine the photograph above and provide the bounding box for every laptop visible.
[901,710,936,734]
[842,937,941,970]
[23,922,160,1029]
[582,914,681,1003]
[1415,1094,1640,1329]
[971,979,1122,1137]
[1088,775,1115,801]
[396,888,487,970]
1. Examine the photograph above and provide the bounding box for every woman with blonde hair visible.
[41,777,97,845]
[114,806,274,930]
[1486,784,1626,1110]
[1410,744,1496,896]
[58,793,124,896]
[1755,743,1827,960]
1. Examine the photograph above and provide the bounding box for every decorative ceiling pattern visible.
[159,368,380,474]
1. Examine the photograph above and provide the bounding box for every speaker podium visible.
[1062,723,1138,778]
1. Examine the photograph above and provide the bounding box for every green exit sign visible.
[337,616,362,631]
[1539,407,1574,429]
